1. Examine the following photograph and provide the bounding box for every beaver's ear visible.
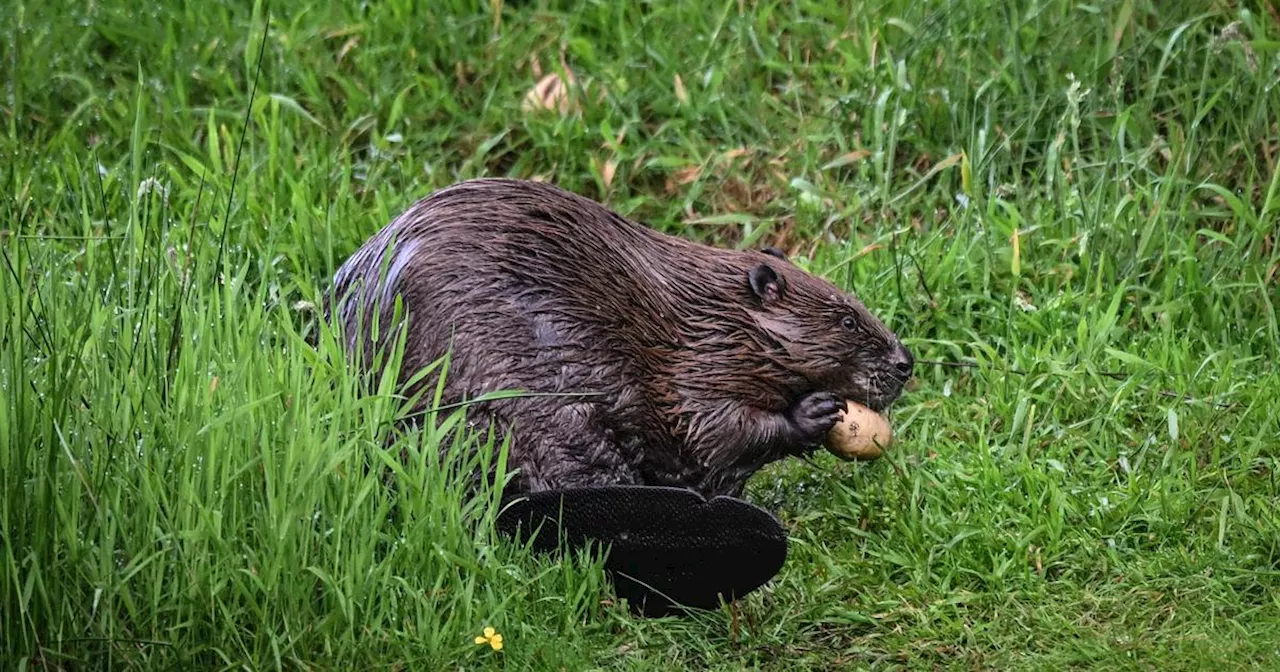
[760,246,787,260]
[748,263,784,304]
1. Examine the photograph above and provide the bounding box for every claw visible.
[788,391,844,443]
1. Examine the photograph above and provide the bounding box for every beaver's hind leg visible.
[487,398,642,493]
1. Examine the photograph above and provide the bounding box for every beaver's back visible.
[329,179,715,407]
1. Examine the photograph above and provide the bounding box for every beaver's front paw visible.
[787,391,844,445]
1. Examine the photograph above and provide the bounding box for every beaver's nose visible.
[890,342,914,379]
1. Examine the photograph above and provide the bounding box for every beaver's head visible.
[746,248,913,413]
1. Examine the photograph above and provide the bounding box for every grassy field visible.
[4,0,1279,668]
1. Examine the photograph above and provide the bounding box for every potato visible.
[824,401,893,461]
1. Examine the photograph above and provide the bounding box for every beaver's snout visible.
[856,339,914,413]
[888,340,915,381]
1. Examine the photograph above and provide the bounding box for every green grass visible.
[4,0,1279,668]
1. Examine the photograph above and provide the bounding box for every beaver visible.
[327,178,913,499]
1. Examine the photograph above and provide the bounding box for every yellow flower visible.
[474,626,504,651]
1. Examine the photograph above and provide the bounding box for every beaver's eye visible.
[841,316,858,331]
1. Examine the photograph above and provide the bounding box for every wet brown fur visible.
[328,178,912,498]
